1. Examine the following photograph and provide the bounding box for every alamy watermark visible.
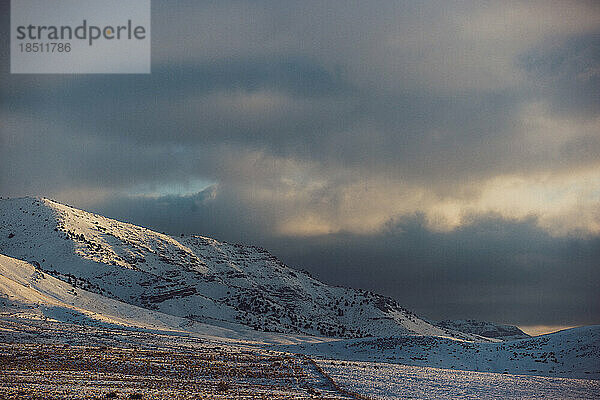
[11,0,151,74]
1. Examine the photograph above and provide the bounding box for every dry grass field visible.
[0,316,358,400]
[0,342,356,399]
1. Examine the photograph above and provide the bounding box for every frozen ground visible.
[2,314,598,400]
[0,318,354,400]
[283,326,600,380]
[318,359,600,400]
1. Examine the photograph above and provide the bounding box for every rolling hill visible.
[0,197,469,340]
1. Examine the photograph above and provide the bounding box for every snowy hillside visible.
[436,319,530,341]
[0,253,190,333]
[0,197,467,340]
[0,253,344,346]
[284,326,600,379]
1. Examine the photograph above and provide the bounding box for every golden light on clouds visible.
[270,167,600,237]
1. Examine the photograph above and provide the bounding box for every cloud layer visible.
[1,1,599,326]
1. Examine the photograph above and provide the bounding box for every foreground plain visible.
[1,316,599,400]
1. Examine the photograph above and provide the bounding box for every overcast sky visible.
[1,1,599,331]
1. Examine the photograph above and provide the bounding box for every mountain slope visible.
[0,253,339,345]
[0,197,470,340]
[0,253,190,333]
[285,325,600,379]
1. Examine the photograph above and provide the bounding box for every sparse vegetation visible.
[0,338,355,399]
[216,380,230,392]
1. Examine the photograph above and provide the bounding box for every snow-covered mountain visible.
[435,319,530,341]
[0,197,467,340]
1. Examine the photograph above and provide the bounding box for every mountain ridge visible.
[0,196,475,340]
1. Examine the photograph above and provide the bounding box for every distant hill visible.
[435,319,530,341]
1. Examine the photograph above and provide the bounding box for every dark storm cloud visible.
[519,31,600,117]
[0,110,212,194]
[2,2,599,193]
[94,187,273,242]
[2,1,599,326]
[0,62,572,197]
[3,58,352,144]
[4,57,348,109]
